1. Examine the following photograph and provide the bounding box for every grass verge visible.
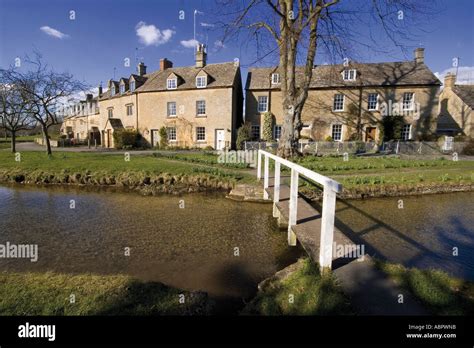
[0,271,213,315]
[242,258,353,315]
[376,261,474,315]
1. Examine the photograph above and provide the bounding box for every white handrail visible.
[257,149,342,270]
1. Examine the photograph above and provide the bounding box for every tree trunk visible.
[277,102,302,158]
[10,131,16,153]
[42,125,52,155]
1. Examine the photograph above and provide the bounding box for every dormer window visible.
[110,85,116,96]
[119,84,125,94]
[130,81,136,92]
[271,73,281,84]
[167,78,177,90]
[196,76,207,88]
[342,69,357,81]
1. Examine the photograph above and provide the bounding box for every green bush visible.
[236,122,252,150]
[262,112,274,142]
[159,127,168,149]
[113,129,140,149]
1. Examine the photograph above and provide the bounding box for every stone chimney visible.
[160,58,173,71]
[444,72,456,89]
[414,48,424,65]
[137,62,147,76]
[195,44,207,68]
[86,93,93,101]
[98,83,103,97]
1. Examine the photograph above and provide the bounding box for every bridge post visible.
[257,150,262,180]
[273,161,280,217]
[319,185,336,271]
[288,168,298,246]
[263,155,269,200]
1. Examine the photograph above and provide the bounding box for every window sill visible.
[196,115,207,118]
[333,109,344,113]
[167,115,177,118]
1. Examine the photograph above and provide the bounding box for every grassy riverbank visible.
[0,151,256,194]
[242,258,353,315]
[0,272,213,315]
[377,262,474,316]
[293,155,474,198]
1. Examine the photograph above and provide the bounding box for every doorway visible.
[215,129,225,150]
[365,127,376,142]
[151,129,160,148]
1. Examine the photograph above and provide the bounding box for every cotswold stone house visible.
[245,48,441,142]
[97,44,243,149]
[60,94,101,144]
[437,73,473,138]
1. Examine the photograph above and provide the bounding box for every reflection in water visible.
[333,192,474,280]
[0,185,302,299]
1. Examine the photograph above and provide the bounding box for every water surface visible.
[334,192,474,280]
[0,185,301,300]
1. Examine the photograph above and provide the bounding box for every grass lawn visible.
[0,272,212,315]
[242,258,353,315]
[0,151,257,188]
[377,262,474,315]
[0,135,39,143]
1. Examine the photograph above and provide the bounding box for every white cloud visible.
[435,66,474,88]
[201,22,214,28]
[180,39,199,48]
[135,21,175,46]
[40,26,69,39]
[214,40,225,49]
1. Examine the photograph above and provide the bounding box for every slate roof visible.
[99,62,238,100]
[245,61,441,90]
[105,118,124,129]
[452,85,474,109]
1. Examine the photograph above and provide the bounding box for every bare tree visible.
[0,82,36,153]
[215,0,437,157]
[1,53,86,155]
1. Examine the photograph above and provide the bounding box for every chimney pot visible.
[137,62,147,76]
[444,73,456,88]
[414,48,425,64]
[195,44,207,68]
[160,58,173,71]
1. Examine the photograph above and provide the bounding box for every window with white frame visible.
[196,127,206,141]
[332,124,342,141]
[196,76,207,88]
[110,85,116,96]
[367,93,378,110]
[167,78,177,90]
[167,102,176,117]
[258,96,268,112]
[402,92,414,110]
[167,127,177,141]
[196,100,206,116]
[333,94,344,111]
[401,124,411,140]
[126,104,133,116]
[251,125,260,140]
[107,108,113,118]
[120,84,125,94]
[274,125,282,140]
[271,73,280,84]
[342,69,357,81]
[130,81,136,92]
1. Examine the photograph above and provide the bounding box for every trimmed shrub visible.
[113,129,140,149]
[236,122,252,150]
[262,112,274,142]
[159,127,168,149]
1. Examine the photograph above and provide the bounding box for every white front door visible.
[216,129,225,150]
[151,130,160,147]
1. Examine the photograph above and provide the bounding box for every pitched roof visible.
[452,85,474,109]
[105,118,124,129]
[136,62,238,92]
[245,61,441,90]
[99,62,239,100]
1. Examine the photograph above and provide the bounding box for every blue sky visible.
[1,0,473,91]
